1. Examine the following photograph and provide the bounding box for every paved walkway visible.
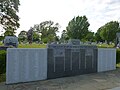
[1,69,120,90]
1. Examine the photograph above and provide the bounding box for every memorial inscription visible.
[47,39,97,79]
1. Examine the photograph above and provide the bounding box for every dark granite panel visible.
[65,49,71,71]
[47,46,98,79]
[47,49,54,73]
[86,56,92,69]
[80,49,85,70]
[55,57,64,72]
[72,52,79,70]
[93,49,98,72]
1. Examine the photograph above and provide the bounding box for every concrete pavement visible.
[1,68,120,90]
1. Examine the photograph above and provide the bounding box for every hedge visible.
[0,50,6,74]
[116,49,120,64]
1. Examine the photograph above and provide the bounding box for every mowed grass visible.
[117,63,120,68]
[0,42,47,48]
[0,41,115,48]
[18,43,46,48]
[97,43,114,48]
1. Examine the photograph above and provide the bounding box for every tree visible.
[33,20,60,43]
[99,21,120,44]
[85,31,95,42]
[0,0,20,35]
[66,16,90,40]
[60,30,69,42]
[33,31,40,42]
[4,30,15,36]
[95,28,104,43]
[0,36,4,41]
[18,30,27,43]
[27,28,33,44]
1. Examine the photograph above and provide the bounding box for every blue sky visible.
[1,0,120,36]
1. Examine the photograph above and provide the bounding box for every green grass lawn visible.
[97,43,115,48]
[0,43,115,48]
[0,43,46,48]
[18,43,46,48]
[116,63,120,68]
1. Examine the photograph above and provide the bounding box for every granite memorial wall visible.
[6,48,47,84]
[47,44,98,79]
[6,40,116,84]
[98,48,116,72]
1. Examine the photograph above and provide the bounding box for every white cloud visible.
[16,0,120,35]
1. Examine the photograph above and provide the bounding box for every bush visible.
[116,49,120,64]
[0,73,6,82]
[0,50,6,74]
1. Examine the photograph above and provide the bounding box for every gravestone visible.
[4,36,18,48]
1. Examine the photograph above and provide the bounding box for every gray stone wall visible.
[98,48,116,72]
[6,48,47,84]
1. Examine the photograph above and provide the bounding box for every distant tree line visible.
[61,16,120,44]
[17,17,120,44]
[18,20,60,44]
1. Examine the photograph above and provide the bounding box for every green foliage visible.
[32,20,60,43]
[66,15,90,40]
[0,42,3,46]
[85,31,95,42]
[33,31,40,42]
[0,73,6,83]
[0,36,4,41]
[0,0,20,36]
[18,30,27,42]
[60,30,69,42]
[116,49,120,64]
[4,30,15,36]
[95,29,104,42]
[99,21,120,44]
[0,50,6,74]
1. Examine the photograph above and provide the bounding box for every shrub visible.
[0,50,6,74]
[0,73,6,82]
[116,49,120,64]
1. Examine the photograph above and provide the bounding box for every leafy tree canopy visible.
[60,30,69,42]
[95,28,104,43]
[85,31,94,42]
[18,30,27,42]
[33,20,60,43]
[0,0,20,36]
[99,21,120,44]
[66,15,90,40]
